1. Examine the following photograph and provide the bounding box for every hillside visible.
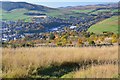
[0,1,54,11]
[88,16,119,34]
[0,1,58,21]
[60,3,118,10]
[1,1,119,21]
[2,9,31,21]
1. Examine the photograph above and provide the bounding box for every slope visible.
[88,16,119,34]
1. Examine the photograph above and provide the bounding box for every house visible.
[70,26,77,29]
[32,15,47,19]
[2,38,9,42]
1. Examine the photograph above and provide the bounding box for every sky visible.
[1,0,119,8]
[1,0,119,2]
[36,2,112,8]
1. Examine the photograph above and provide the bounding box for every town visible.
[1,10,118,43]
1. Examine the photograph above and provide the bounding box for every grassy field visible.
[0,8,96,21]
[2,46,119,78]
[72,9,94,13]
[1,9,72,21]
[91,9,119,14]
[62,64,118,78]
[1,9,30,21]
[1,8,119,21]
[88,16,119,34]
[71,9,118,14]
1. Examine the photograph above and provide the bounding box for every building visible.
[32,15,47,19]
[70,26,77,29]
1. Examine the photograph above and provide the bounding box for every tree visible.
[112,34,118,43]
[99,36,105,42]
[68,40,72,44]
[76,24,79,27]
[78,38,83,45]
[112,38,117,43]
[61,34,68,40]
[62,38,67,46]
[89,40,95,45]
[57,41,62,46]
[49,33,55,40]
[112,34,118,39]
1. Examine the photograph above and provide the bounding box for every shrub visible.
[89,41,95,45]
[112,38,117,43]
[57,42,62,46]
[78,38,83,45]
[49,33,55,40]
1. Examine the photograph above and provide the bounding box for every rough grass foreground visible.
[2,46,119,78]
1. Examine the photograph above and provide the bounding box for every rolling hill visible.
[1,9,30,21]
[0,1,119,21]
[0,1,55,11]
[88,16,119,34]
[0,1,58,21]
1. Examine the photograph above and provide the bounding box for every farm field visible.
[1,8,88,21]
[72,9,94,13]
[1,9,30,21]
[88,16,119,34]
[2,46,119,78]
[2,8,118,21]
[90,9,119,14]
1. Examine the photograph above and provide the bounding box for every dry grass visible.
[2,46,119,78]
[62,64,118,78]
[74,64,118,78]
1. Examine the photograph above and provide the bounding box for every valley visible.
[1,1,120,79]
[1,2,119,43]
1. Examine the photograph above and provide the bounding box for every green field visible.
[1,8,119,21]
[71,9,118,14]
[1,9,30,21]
[45,10,64,17]
[91,9,118,14]
[1,8,89,21]
[1,8,52,21]
[72,9,94,13]
[1,9,71,21]
[88,16,119,34]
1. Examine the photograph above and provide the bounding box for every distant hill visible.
[0,1,58,21]
[60,3,118,10]
[88,16,119,34]
[1,1,119,21]
[0,1,55,11]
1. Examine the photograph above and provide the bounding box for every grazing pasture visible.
[88,16,119,34]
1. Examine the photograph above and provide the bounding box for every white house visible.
[32,15,47,19]
[70,26,77,29]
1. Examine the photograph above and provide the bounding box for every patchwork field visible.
[72,9,94,13]
[1,8,88,21]
[2,46,119,78]
[2,8,118,21]
[90,9,118,14]
[1,9,30,21]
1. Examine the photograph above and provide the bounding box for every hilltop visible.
[0,1,118,21]
[0,1,55,11]
[0,1,58,21]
